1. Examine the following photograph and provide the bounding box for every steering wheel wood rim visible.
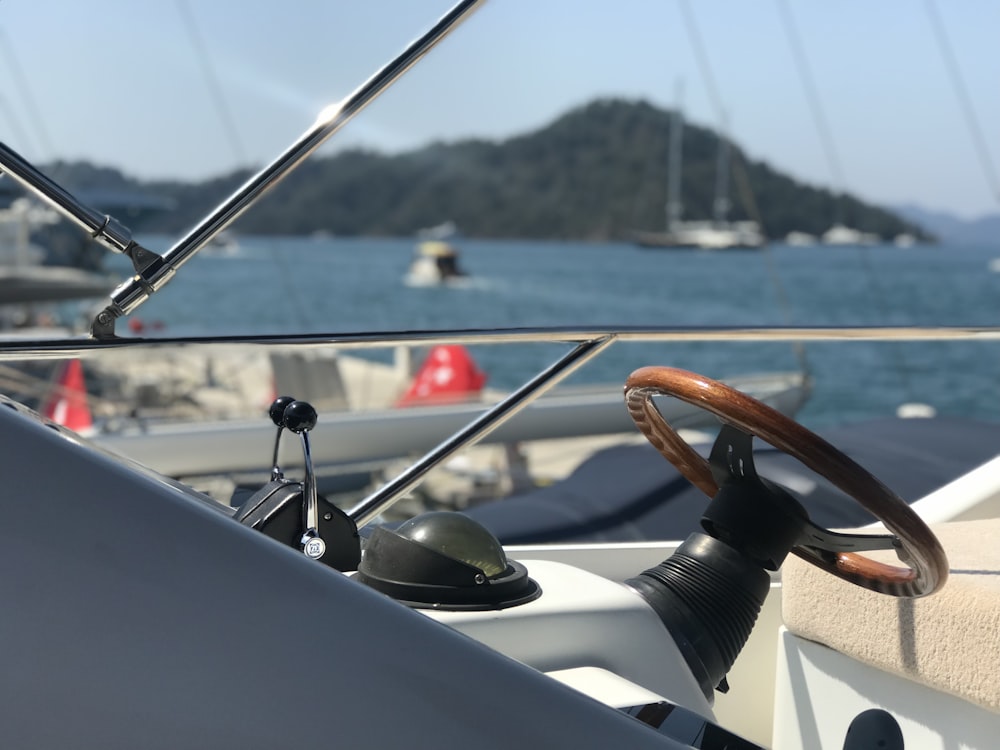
[625,366,948,597]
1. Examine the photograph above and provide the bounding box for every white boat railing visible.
[91,371,809,480]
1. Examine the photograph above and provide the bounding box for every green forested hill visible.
[45,98,929,242]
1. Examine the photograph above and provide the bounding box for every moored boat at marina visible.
[0,197,114,312]
[633,219,765,250]
[631,86,765,251]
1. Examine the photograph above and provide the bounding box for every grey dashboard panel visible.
[0,400,681,748]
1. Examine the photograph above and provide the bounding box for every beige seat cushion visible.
[781,518,1000,712]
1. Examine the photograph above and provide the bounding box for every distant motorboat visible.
[405,240,469,286]
[201,230,241,257]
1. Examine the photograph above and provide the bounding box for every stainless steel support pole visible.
[91,0,487,337]
[348,335,616,528]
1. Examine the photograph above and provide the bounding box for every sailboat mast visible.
[713,129,731,225]
[666,81,684,232]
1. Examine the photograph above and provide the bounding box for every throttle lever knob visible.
[283,400,318,433]
[268,395,296,427]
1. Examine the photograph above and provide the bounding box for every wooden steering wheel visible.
[624,366,949,598]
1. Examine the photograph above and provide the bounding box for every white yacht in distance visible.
[820,223,879,246]
[784,230,818,246]
[632,97,765,251]
[0,197,114,308]
[634,219,765,250]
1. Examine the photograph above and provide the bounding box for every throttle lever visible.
[283,400,325,560]
[268,395,296,481]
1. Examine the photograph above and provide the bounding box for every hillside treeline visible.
[35,98,929,242]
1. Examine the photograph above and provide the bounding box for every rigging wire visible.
[174,0,311,332]
[666,80,684,230]
[675,1,727,140]
[174,0,250,168]
[774,0,847,225]
[675,0,810,378]
[0,30,56,161]
[774,0,921,410]
[0,29,69,190]
[0,39,35,155]
[922,0,1000,207]
[922,0,1000,421]
[0,92,35,156]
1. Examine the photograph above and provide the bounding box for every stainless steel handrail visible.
[90,0,486,338]
[0,0,487,339]
[0,142,137,257]
[347,336,615,527]
[2,323,992,524]
[0,325,997,362]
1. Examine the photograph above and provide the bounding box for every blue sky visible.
[1,1,997,218]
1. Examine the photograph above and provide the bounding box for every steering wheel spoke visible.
[708,424,760,487]
[797,522,899,555]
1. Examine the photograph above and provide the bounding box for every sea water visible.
[118,235,1000,428]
